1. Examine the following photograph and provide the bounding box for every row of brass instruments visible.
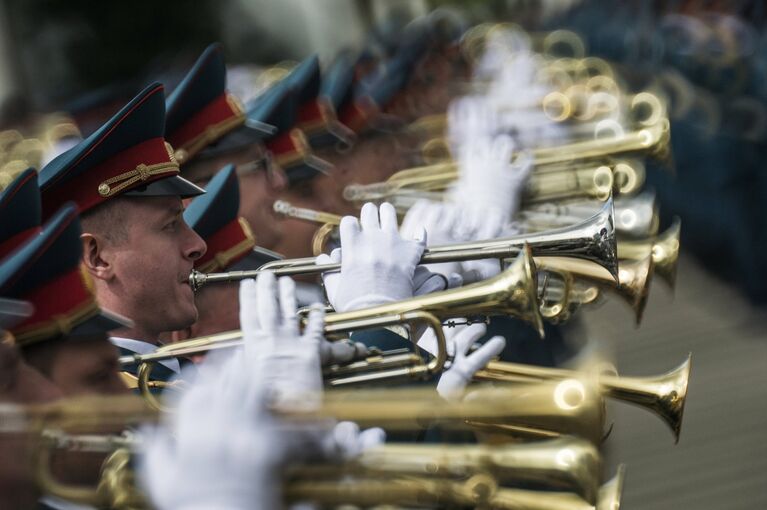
[11,24,691,510]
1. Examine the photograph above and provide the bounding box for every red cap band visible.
[0,226,41,260]
[12,266,99,345]
[337,96,379,134]
[167,93,246,164]
[195,217,256,273]
[265,129,312,168]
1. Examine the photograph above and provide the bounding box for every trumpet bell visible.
[617,255,654,326]
[598,464,626,510]
[535,253,653,325]
[604,353,691,443]
[618,217,681,290]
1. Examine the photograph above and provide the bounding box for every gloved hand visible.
[436,323,506,400]
[315,202,429,312]
[451,205,505,283]
[239,272,324,406]
[139,351,386,510]
[400,199,463,279]
[448,134,533,221]
[401,199,504,284]
[447,95,499,159]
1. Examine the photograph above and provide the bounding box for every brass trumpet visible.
[13,381,603,442]
[126,249,543,408]
[34,429,603,509]
[415,93,669,165]
[535,255,654,325]
[190,197,618,290]
[474,354,691,443]
[289,464,625,510]
[520,190,659,238]
[344,159,646,205]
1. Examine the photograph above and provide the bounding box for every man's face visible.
[45,335,128,396]
[109,196,206,336]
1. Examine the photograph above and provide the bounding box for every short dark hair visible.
[79,197,130,245]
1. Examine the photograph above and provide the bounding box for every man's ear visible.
[80,233,114,282]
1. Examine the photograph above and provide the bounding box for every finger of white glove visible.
[447,272,464,288]
[359,427,386,450]
[378,202,399,233]
[414,270,448,296]
[512,150,535,181]
[278,277,298,335]
[339,215,361,249]
[255,271,279,333]
[302,305,326,347]
[453,323,488,358]
[399,200,425,240]
[492,134,515,162]
[239,279,260,334]
[316,253,333,265]
[462,335,506,374]
[359,202,381,232]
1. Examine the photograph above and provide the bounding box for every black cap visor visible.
[123,175,205,199]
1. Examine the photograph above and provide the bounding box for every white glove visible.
[448,134,533,221]
[316,202,428,312]
[139,350,337,510]
[437,323,506,400]
[401,199,504,284]
[140,355,385,510]
[451,205,505,283]
[447,95,499,159]
[239,272,324,406]
[400,199,463,278]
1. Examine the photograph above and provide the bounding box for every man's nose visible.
[182,222,207,261]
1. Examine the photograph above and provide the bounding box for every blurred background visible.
[0,1,765,507]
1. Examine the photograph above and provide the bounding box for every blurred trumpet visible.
[192,198,618,289]
[289,464,625,510]
[273,199,342,255]
[474,355,691,443]
[519,190,659,238]
[344,159,646,205]
[34,428,603,509]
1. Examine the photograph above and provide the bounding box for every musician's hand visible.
[437,324,506,400]
[239,272,324,405]
[317,202,426,312]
